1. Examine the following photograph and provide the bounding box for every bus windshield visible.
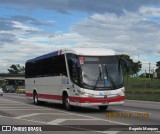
[79,56,123,90]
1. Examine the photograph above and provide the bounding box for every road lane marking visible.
[15,113,40,119]
[15,113,71,119]
[0,107,49,109]
[48,118,97,125]
[112,108,151,114]
[0,115,111,134]
[67,112,129,125]
[0,97,70,113]
[0,97,129,125]
[0,109,54,110]
[0,104,28,105]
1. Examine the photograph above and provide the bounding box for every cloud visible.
[0,1,160,73]
[0,0,160,15]
[11,16,53,26]
[0,16,52,47]
[0,18,15,31]
[71,7,160,58]
[0,33,18,45]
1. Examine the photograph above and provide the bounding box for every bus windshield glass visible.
[79,56,123,90]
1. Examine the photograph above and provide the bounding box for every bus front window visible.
[79,56,124,90]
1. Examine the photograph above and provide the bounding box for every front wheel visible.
[98,106,108,111]
[33,92,39,105]
[63,95,72,111]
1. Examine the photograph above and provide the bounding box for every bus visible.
[25,48,129,111]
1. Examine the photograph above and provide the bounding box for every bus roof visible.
[64,48,116,56]
[26,48,116,63]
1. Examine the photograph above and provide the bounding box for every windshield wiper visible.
[93,65,102,90]
[104,64,117,89]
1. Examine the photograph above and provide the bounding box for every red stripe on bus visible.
[69,96,125,103]
[26,93,124,103]
[26,93,62,100]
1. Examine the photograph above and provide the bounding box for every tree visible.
[139,73,153,78]
[8,64,25,74]
[120,54,142,76]
[155,61,160,79]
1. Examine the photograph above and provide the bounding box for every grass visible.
[126,88,160,93]
[126,94,160,102]
[124,77,160,101]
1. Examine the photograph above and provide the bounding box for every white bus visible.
[25,48,129,110]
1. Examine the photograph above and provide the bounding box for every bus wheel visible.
[33,92,39,105]
[63,94,72,111]
[98,106,108,111]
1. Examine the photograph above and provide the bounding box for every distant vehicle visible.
[0,88,3,96]
[6,85,15,93]
[25,48,129,111]
[16,86,25,94]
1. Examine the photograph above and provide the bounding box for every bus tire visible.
[98,106,108,111]
[63,94,72,111]
[33,91,39,105]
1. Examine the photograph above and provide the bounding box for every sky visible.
[0,0,160,74]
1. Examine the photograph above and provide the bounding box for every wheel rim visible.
[65,98,70,109]
[34,94,38,104]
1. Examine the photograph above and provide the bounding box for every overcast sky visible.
[0,0,160,73]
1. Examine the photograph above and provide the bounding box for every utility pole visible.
[144,70,146,90]
[149,62,151,79]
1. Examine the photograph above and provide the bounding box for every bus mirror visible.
[120,58,130,72]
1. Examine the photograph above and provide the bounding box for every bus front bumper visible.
[69,95,125,107]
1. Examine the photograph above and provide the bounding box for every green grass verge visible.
[126,88,160,92]
[126,94,160,102]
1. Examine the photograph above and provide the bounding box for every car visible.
[6,85,15,93]
[16,86,25,94]
[0,88,3,96]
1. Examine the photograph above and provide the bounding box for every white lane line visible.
[15,113,40,119]
[67,113,129,125]
[48,118,97,125]
[0,115,109,134]
[15,113,71,119]
[0,107,47,109]
[0,97,129,125]
[0,104,28,105]
[48,119,66,125]
[0,98,69,113]
[0,109,54,110]
[112,108,151,114]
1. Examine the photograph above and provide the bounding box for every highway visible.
[0,93,160,134]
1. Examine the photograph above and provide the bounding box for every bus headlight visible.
[84,93,94,97]
[121,88,125,93]
[77,89,85,95]
[117,88,125,96]
[77,89,94,97]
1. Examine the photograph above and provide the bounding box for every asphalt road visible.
[0,93,160,134]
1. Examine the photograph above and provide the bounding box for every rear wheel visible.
[63,94,72,111]
[98,106,108,111]
[33,92,39,105]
